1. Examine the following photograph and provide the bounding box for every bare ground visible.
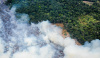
[54,23,81,45]
[83,1,93,6]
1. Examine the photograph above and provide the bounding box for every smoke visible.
[0,0,7,4]
[0,4,100,58]
[64,39,100,58]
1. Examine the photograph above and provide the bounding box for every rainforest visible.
[6,0,100,44]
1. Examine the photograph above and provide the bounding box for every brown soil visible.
[54,23,70,38]
[54,23,81,45]
[74,39,81,45]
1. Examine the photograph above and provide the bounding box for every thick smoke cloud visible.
[64,39,100,58]
[0,4,100,58]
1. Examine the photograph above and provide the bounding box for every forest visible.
[6,0,100,44]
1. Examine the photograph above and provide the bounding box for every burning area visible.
[0,0,100,58]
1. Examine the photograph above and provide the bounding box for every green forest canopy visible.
[6,0,100,44]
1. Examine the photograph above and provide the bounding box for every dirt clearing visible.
[83,1,93,6]
[54,23,81,45]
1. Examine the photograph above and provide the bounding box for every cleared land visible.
[83,1,94,6]
[54,23,81,45]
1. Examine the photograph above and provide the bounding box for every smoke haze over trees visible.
[6,0,100,44]
[0,0,100,58]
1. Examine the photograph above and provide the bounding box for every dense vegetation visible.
[6,0,100,44]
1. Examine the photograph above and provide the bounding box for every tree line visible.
[6,0,100,44]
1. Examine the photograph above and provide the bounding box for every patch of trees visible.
[6,0,100,44]
[65,15,100,44]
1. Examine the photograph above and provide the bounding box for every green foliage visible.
[6,0,90,23]
[6,0,100,44]
[66,15,100,44]
[83,0,97,2]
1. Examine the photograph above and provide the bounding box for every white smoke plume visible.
[0,5,100,58]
